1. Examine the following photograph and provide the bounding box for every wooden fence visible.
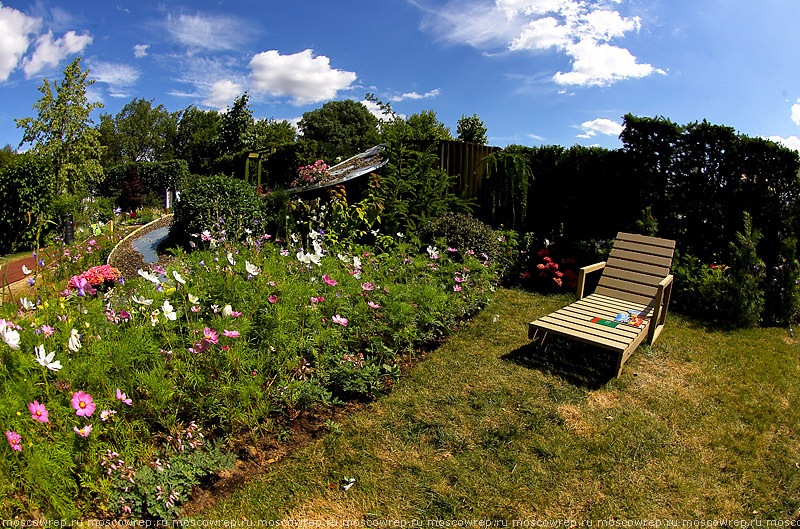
[407,140,500,199]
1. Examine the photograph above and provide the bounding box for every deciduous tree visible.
[15,57,104,195]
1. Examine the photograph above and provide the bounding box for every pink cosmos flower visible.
[368,301,381,309]
[231,311,242,317]
[29,401,49,423]
[101,409,116,421]
[6,431,22,451]
[332,314,348,326]
[223,329,240,338]
[116,388,133,406]
[202,327,219,345]
[268,295,279,304]
[41,324,55,337]
[191,305,201,313]
[74,424,93,437]
[447,247,458,252]
[453,285,463,292]
[455,276,464,283]
[322,275,338,286]
[361,282,375,291]
[71,391,96,417]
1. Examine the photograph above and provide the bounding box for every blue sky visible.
[2,0,800,151]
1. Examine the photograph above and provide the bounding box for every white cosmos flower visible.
[172,271,186,284]
[149,309,160,326]
[1,320,21,351]
[22,264,32,275]
[188,293,200,304]
[163,300,177,321]
[227,252,235,266]
[137,269,160,285]
[68,329,82,352]
[222,304,233,317]
[34,344,62,371]
[245,261,260,276]
[131,295,153,306]
[20,297,36,310]
[352,256,361,269]
[337,253,350,264]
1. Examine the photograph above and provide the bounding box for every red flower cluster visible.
[537,256,564,286]
[69,265,122,289]
[291,160,331,188]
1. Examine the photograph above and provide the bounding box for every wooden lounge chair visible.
[528,232,676,377]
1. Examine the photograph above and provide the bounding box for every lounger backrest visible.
[595,232,676,306]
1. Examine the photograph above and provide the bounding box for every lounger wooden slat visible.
[528,232,675,377]
[605,257,668,278]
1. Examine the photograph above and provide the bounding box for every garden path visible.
[1,255,38,286]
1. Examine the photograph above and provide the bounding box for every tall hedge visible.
[100,159,190,197]
[0,154,53,253]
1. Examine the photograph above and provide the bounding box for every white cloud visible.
[792,99,800,126]
[248,49,357,106]
[22,30,92,78]
[90,61,140,98]
[390,88,441,102]
[577,117,623,138]
[133,44,149,58]
[202,79,243,110]
[0,4,41,81]
[766,135,800,152]
[555,40,660,86]
[418,0,661,87]
[165,12,251,53]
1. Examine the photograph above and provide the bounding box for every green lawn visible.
[197,288,800,521]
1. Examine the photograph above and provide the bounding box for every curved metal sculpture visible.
[286,143,388,195]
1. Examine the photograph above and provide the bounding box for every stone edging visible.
[107,214,173,268]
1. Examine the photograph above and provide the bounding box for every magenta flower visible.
[29,401,49,423]
[455,276,464,283]
[268,295,279,304]
[223,329,240,338]
[453,285,463,292]
[322,275,338,286]
[202,327,219,345]
[73,424,93,437]
[332,314,348,326]
[361,282,375,291]
[5,431,22,452]
[116,388,133,406]
[71,391,96,417]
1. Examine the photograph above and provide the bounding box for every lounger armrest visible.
[576,261,606,300]
[647,274,674,344]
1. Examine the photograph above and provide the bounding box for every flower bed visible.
[0,227,498,519]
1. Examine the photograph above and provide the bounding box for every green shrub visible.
[673,216,765,327]
[0,153,54,253]
[170,174,267,244]
[420,213,501,263]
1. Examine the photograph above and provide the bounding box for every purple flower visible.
[6,431,22,452]
[29,401,49,423]
[116,388,133,406]
[71,391,96,417]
